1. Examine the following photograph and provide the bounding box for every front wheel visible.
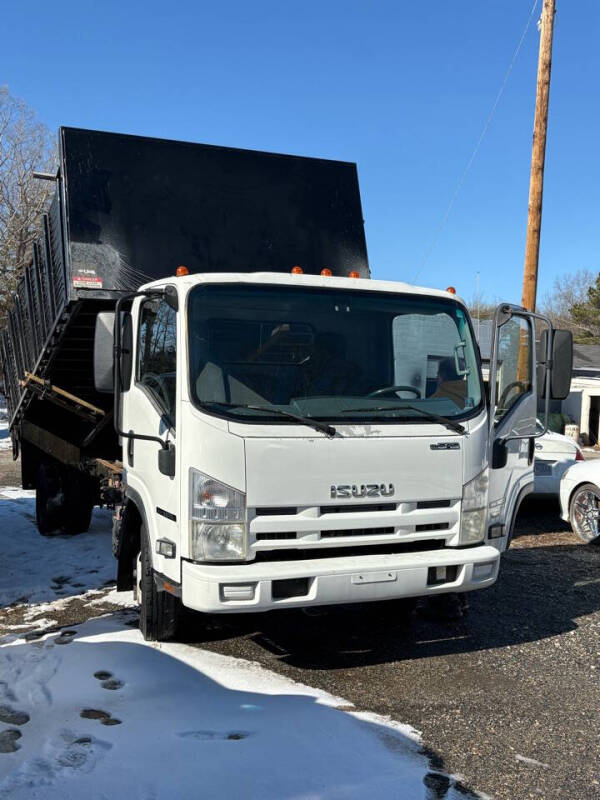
[569,483,600,544]
[137,524,183,641]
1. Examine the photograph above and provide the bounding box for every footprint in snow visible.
[93,670,124,690]
[101,679,124,690]
[54,729,112,771]
[0,729,22,753]
[55,630,77,646]
[80,709,122,726]
[177,730,251,741]
[0,704,30,726]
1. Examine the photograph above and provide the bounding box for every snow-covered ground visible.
[0,488,477,799]
[0,395,11,452]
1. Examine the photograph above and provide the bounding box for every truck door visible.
[122,295,180,583]
[487,305,539,552]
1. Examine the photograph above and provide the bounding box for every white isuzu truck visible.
[1,127,572,640]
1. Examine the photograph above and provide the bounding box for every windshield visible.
[188,284,483,424]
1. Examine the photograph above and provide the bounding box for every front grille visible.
[415,522,450,532]
[256,532,297,541]
[320,503,396,514]
[321,527,394,538]
[254,539,446,562]
[416,499,452,509]
[255,507,297,516]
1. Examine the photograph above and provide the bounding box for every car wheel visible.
[569,483,600,544]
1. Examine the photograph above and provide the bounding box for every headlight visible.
[459,468,488,544]
[190,470,246,561]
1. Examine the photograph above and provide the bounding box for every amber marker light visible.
[446,286,456,294]
[348,270,360,279]
[176,265,190,277]
[321,268,332,276]
[291,265,304,274]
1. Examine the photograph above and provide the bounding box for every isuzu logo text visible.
[330,484,395,499]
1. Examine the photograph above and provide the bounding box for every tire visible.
[62,469,95,535]
[35,463,65,536]
[569,483,600,544]
[138,523,183,642]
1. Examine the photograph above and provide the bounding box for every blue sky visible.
[2,0,598,306]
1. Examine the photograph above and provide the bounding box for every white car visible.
[560,460,600,543]
[533,420,583,495]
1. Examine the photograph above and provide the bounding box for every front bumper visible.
[181,544,500,613]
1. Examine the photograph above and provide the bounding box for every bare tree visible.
[467,294,498,321]
[539,269,597,337]
[0,87,56,328]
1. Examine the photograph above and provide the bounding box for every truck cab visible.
[101,269,571,640]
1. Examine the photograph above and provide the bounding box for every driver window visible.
[137,298,177,426]
[495,316,532,421]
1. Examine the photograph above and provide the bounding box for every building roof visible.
[573,344,600,371]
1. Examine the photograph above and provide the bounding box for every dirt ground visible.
[1,447,599,799]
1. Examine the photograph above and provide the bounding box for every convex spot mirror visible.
[120,313,133,391]
[537,329,573,401]
[163,284,179,311]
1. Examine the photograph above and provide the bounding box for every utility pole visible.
[521,0,556,312]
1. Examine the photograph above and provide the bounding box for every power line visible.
[413,0,540,282]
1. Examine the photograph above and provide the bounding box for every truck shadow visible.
[192,500,600,669]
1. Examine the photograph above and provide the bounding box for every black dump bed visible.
[63,127,369,292]
[1,127,369,457]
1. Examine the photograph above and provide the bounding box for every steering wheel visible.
[498,381,527,409]
[367,385,421,399]
[142,372,172,409]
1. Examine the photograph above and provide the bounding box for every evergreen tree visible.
[570,272,600,344]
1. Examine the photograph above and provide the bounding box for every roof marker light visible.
[176,265,190,277]
[321,268,332,276]
[291,265,304,274]
[349,270,360,279]
[446,286,456,294]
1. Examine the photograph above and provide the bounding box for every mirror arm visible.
[113,288,170,451]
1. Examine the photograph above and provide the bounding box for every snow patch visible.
[0,616,431,799]
[515,753,551,769]
[0,396,11,452]
[0,490,115,608]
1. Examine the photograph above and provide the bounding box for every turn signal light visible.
[291,265,304,274]
[349,271,360,279]
[321,268,332,276]
[576,448,584,461]
[446,286,456,294]
[176,265,190,277]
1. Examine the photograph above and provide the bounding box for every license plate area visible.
[534,461,552,476]
[351,570,397,585]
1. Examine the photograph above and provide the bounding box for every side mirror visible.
[550,329,573,400]
[538,329,573,401]
[158,442,176,477]
[94,312,115,392]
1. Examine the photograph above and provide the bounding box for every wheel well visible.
[116,499,143,591]
[568,482,596,514]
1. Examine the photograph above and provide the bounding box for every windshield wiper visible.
[340,404,465,434]
[201,401,337,438]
